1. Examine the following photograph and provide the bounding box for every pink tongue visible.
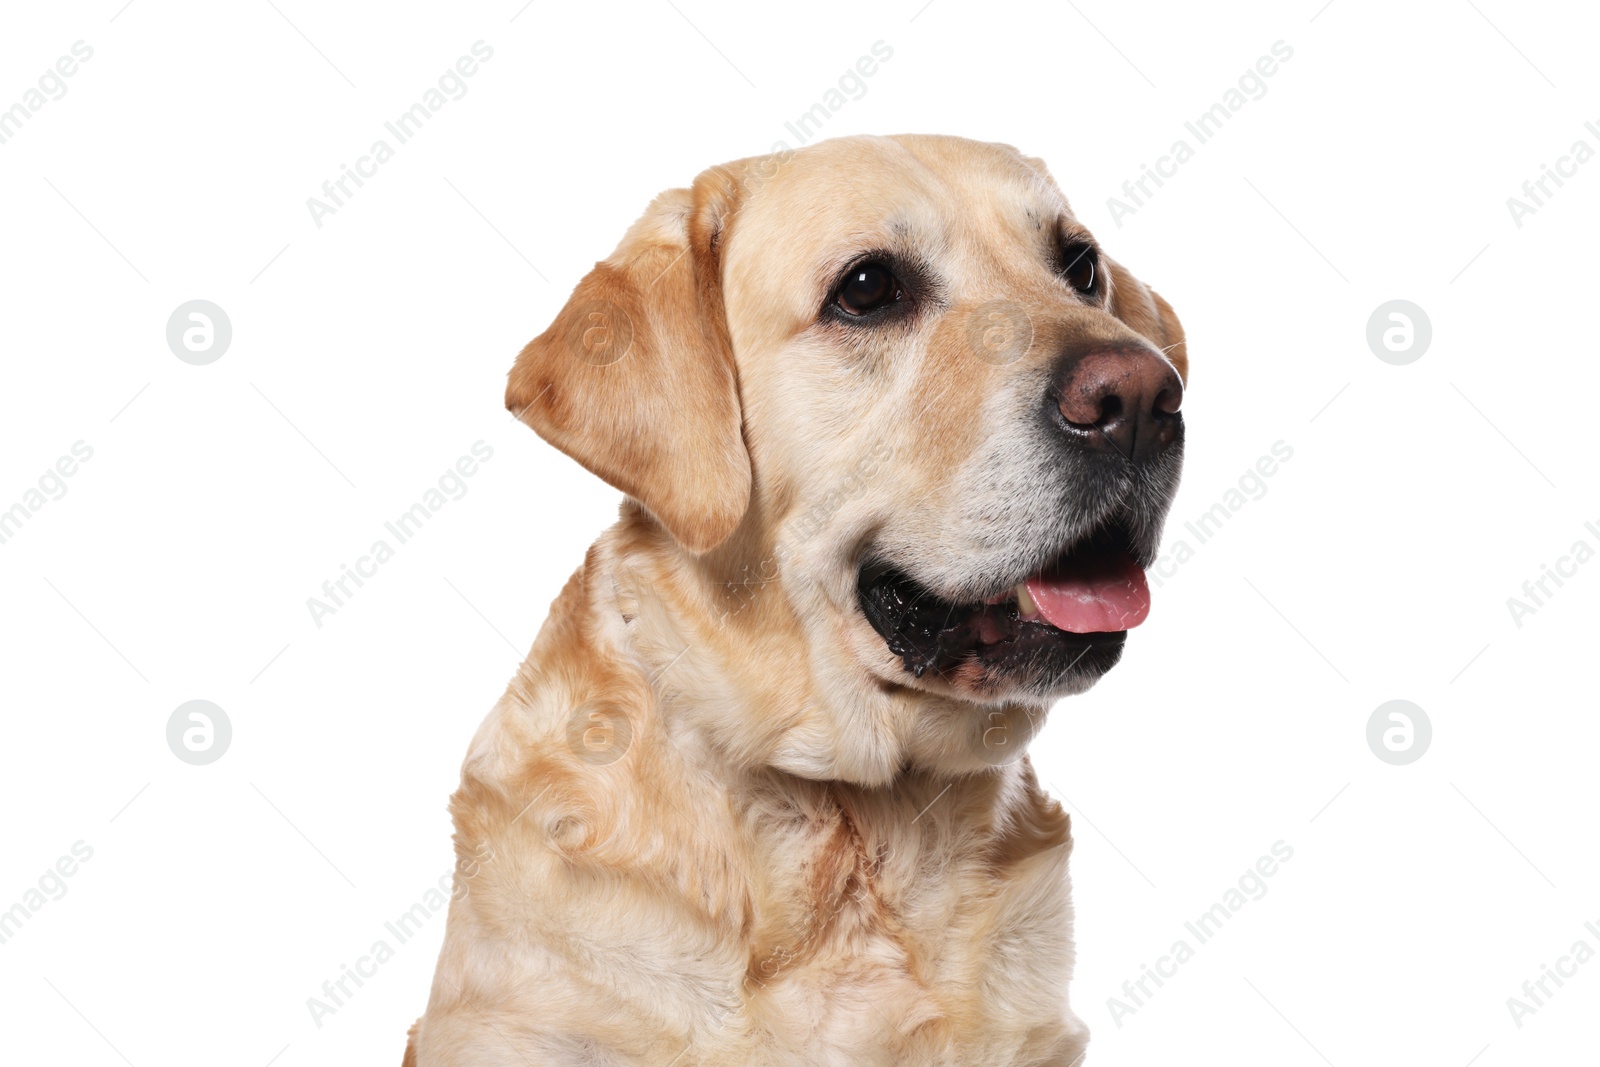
[1024,554,1151,633]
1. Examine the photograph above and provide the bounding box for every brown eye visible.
[835,263,903,316]
[1059,241,1099,297]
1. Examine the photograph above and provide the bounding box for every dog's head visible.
[508,134,1186,779]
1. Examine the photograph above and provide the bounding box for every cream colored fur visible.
[406,134,1186,1066]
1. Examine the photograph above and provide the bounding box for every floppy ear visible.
[506,170,750,554]
[1105,256,1188,383]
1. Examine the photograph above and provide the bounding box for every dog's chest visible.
[737,810,941,1054]
[719,794,1065,1063]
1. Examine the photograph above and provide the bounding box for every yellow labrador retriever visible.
[406,134,1186,1066]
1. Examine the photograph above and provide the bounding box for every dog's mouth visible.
[856,519,1149,690]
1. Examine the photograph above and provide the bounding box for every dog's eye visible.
[1058,240,1099,298]
[835,263,903,316]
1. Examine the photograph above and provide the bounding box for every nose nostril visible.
[1097,394,1123,426]
[1154,387,1182,417]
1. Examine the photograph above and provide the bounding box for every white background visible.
[1,1,1596,1064]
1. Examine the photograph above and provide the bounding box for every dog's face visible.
[508,135,1187,778]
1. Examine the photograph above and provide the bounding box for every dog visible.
[405,134,1186,1066]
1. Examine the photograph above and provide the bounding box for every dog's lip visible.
[853,517,1147,681]
[855,567,1127,683]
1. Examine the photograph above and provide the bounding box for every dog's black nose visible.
[1053,345,1183,464]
